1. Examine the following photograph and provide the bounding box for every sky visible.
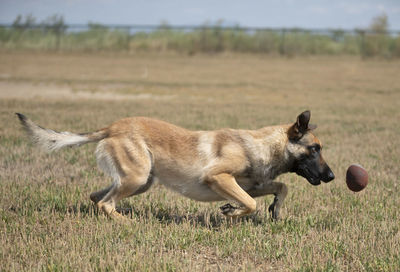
[1,0,400,30]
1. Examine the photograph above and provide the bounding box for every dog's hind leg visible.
[90,184,114,204]
[96,174,151,221]
[90,172,154,205]
[247,181,288,220]
[92,138,153,221]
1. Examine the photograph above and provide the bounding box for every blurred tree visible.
[369,13,388,34]
[363,13,390,58]
[41,14,66,34]
[158,20,171,31]
[40,14,66,50]
[12,14,36,30]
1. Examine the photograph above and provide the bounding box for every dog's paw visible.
[268,203,277,220]
[220,203,237,216]
[268,197,280,221]
[110,210,132,224]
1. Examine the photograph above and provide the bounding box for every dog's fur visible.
[16,111,334,220]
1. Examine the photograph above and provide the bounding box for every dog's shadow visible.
[64,203,269,228]
[9,201,270,228]
[117,206,268,228]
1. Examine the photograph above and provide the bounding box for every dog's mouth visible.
[296,166,321,186]
[306,176,321,186]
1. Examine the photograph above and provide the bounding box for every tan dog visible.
[17,111,334,220]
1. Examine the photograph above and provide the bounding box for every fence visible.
[1,23,399,57]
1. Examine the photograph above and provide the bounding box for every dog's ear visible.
[288,110,317,140]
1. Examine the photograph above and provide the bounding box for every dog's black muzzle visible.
[294,163,335,186]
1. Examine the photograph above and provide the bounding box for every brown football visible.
[346,164,368,192]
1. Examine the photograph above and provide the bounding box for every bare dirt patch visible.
[0,81,174,101]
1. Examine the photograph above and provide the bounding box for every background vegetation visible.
[0,51,399,271]
[1,14,399,58]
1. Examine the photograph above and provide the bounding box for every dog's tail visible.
[16,113,108,152]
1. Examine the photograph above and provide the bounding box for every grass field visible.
[0,51,399,271]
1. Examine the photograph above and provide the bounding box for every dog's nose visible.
[326,170,335,182]
[321,166,335,182]
[328,171,335,181]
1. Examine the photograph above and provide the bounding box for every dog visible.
[16,110,334,220]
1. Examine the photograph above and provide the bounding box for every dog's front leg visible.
[247,181,288,220]
[206,173,257,218]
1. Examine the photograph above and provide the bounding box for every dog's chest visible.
[240,160,285,189]
[241,134,289,186]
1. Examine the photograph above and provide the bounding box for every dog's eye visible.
[309,145,320,154]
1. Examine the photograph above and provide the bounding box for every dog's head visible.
[286,111,335,186]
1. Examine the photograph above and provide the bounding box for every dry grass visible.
[0,51,399,271]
